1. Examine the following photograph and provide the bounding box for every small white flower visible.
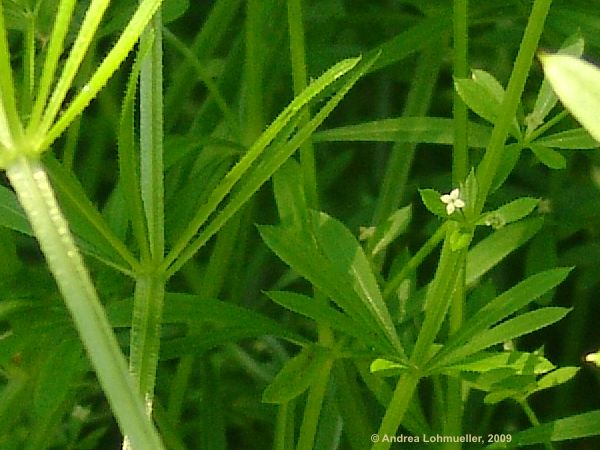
[440,188,465,215]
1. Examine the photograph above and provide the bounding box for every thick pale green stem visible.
[125,9,166,450]
[6,156,164,450]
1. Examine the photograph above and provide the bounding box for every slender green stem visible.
[371,371,421,450]
[369,36,445,247]
[520,400,556,450]
[6,156,164,450]
[295,355,334,450]
[411,224,469,367]
[288,0,317,208]
[162,28,238,133]
[453,0,469,184]
[475,0,553,213]
[244,0,265,143]
[524,110,568,144]
[383,222,447,301]
[444,264,466,449]
[274,401,295,450]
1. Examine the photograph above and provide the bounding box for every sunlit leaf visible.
[540,53,600,143]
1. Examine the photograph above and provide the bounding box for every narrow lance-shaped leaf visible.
[311,211,404,355]
[431,268,571,370]
[167,53,383,278]
[312,117,492,148]
[440,307,571,366]
[486,410,600,449]
[163,55,362,271]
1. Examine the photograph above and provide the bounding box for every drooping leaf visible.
[259,211,404,357]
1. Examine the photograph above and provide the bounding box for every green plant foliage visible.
[2,0,600,448]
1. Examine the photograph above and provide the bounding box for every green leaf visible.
[432,268,571,370]
[259,212,404,357]
[449,307,570,363]
[441,350,554,375]
[43,155,137,272]
[534,128,598,149]
[486,410,600,448]
[370,206,412,257]
[529,144,566,169]
[370,358,409,377]
[490,142,522,193]
[419,188,446,218]
[262,346,331,404]
[454,70,519,136]
[312,117,491,148]
[526,32,584,134]
[311,211,403,354]
[273,159,309,228]
[166,53,379,276]
[466,218,543,287]
[478,197,540,229]
[540,53,600,143]
[367,13,452,73]
[33,339,84,419]
[0,185,31,235]
[266,291,367,344]
[108,293,306,345]
[533,366,579,393]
